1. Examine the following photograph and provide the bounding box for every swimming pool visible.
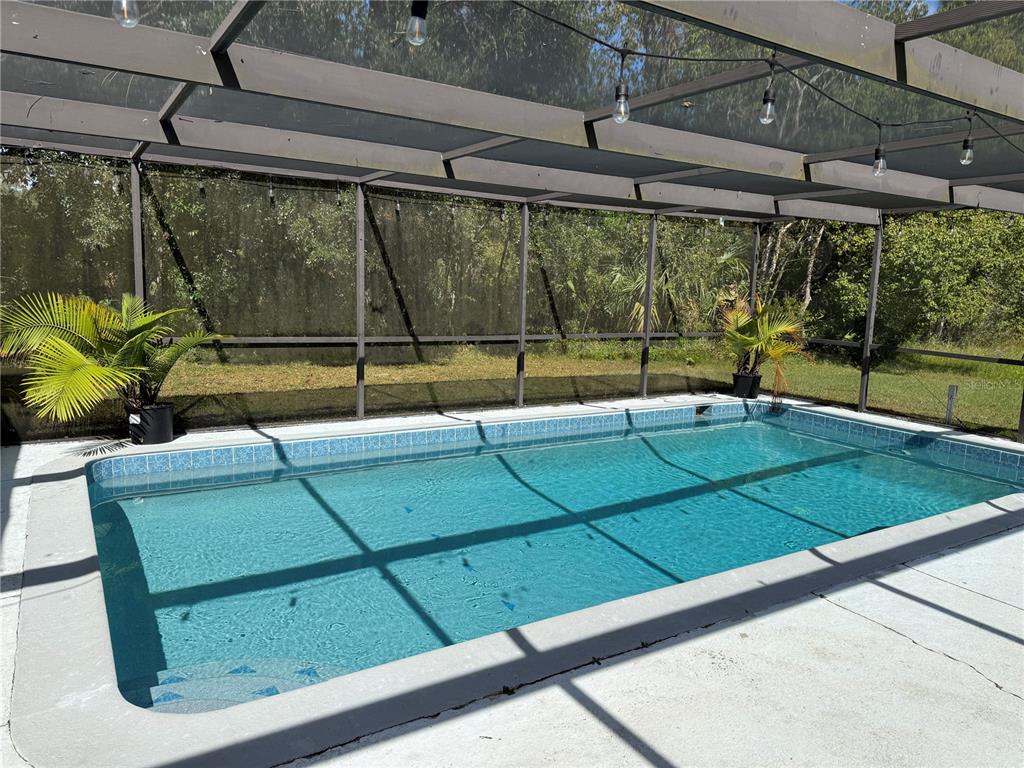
[85,401,1022,713]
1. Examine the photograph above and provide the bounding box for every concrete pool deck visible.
[2,395,1022,767]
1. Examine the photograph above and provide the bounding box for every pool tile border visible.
[86,400,1022,505]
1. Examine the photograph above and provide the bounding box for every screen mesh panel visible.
[526,206,648,334]
[653,218,754,334]
[0,53,179,111]
[142,166,358,336]
[870,350,1023,440]
[364,191,521,337]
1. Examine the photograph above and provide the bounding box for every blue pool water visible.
[91,415,1017,711]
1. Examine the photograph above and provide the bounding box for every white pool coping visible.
[10,395,1024,768]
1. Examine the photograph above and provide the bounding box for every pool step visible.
[121,658,349,713]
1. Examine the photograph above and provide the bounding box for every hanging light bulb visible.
[872,144,887,177]
[759,53,777,125]
[872,124,886,177]
[960,137,974,166]
[960,114,975,166]
[613,83,630,124]
[612,51,630,124]
[111,0,139,28]
[268,180,275,206]
[718,216,725,226]
[406,1,428,46]
[759,85,776,125]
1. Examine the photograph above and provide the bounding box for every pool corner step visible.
[122,658,349,712]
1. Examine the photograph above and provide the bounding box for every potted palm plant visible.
[721,297,806,399]
[0,293,221,444]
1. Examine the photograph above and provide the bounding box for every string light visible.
[508,4,1024,175]
[111,0,139,28]
[960,113,975,166]
[613,52,630,124]
[268,178,275,206]
[759,52,776,126]
[406,1,428,46]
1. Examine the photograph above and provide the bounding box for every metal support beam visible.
[775,198,881,226]
[516,203,529,407]
[952,185,1024,214]
[1018,386,1024,443]
[130,0,266,160]
[859,217,884,412]
[640,215,657,398]
[355,183,366,418]
[129,161,145,299]
[749,223,760,307]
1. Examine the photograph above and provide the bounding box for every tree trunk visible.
[802,223,826,310]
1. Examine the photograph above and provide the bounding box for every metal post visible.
[515,203,529,407]
[749,223,760,307]
[355,183,366,418]
[130,161,146,300]
[944,384,958,425]
[1017,386,1024,443]
[858,216,884,412]
[640,214,657,397]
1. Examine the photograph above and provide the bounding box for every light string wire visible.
[510,1,1024,157]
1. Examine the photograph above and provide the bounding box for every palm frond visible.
[0,293,111,359]
[22,337,138,422]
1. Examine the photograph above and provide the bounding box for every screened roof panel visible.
[0,53,178,110]
[26,0,234,36]
[382,173,553,200]
[824,191,945,209]
[556,193,670,211]
[237,1,766,111]
[477,140,701,178]
[142,144,369,179]
[632,62,980,155]
[177,89,498,152]
[0,125,137,153]
[666,171,833,197]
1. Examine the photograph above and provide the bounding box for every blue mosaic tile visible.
[310,439,330,457]
[122,456,146,476]
[251,444,275,463]
[167,451,191,472]
[233,445,254,464]
[191,449,214,468]
[109,458,125,477]
[282,441,310,461]
[147,453,170,473]
[212,448,233,466]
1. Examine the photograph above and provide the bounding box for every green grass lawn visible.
[156,340,1023,439]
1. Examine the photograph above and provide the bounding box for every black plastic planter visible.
[128,403,174,445]
[732,373,762,399]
